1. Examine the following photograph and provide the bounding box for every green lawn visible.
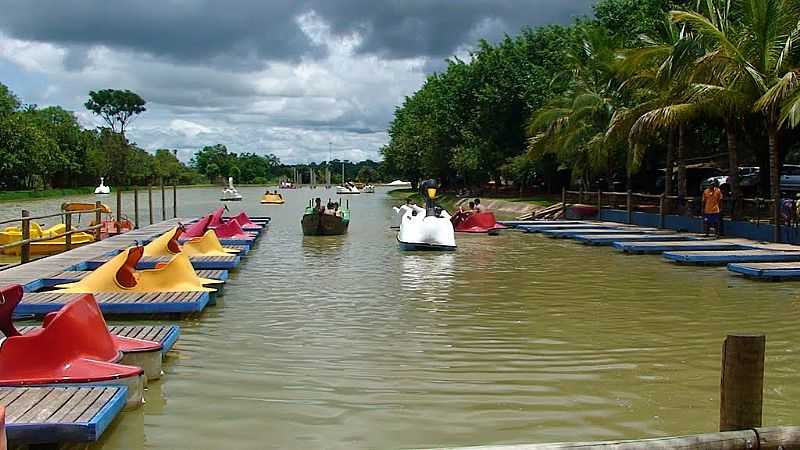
[0,187,94,203]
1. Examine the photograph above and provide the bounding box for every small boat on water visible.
[337,182,361,195]
[261,191,285,204]
[451,211,507,233]
[0,222,95,255]
[94,177,111,195]
[396,180,456,251]
[61,202,132,239]
[301,200,350,236]
[385,180,412,188]
[221,177,243,202]
[362,185,375,193]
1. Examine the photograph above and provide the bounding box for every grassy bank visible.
[388,189,558,209]
[0,187,94,203]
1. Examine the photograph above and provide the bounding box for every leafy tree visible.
[0,83,19,116]
[84,89,146,136]
[356,166,379,182]
[206,163,220,183]
[154,149,183,181]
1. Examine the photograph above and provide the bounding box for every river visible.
[4,187,800,449]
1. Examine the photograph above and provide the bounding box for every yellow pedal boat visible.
[55,245,222,293]
[143,227,239,258]
[0,223,95,256]
[260,193,285,204]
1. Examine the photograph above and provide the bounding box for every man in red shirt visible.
[703,180,723,237]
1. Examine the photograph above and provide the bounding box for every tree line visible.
[381,0,800,216]
[0,84,388,189]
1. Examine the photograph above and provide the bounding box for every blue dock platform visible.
[519,223,620,233]
[541,228,674,238]
[613,240,747,254]
[80,253,241,271]
[728,262,800,280]
[664,250,800,265]
[574,234,698,246]
[499,220,583,228]
[2,386,127,444]
[14,291,211,316]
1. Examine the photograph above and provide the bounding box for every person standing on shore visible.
[702,181,723,237]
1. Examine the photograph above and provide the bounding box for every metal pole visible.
[65,212,72,251]
[173,184,178,218]
[148,184,154,225]
[160,179,166,222]
[20,210,30,264]
[95,201,103,241]
[115,188,122,234]
[133,188,139,230]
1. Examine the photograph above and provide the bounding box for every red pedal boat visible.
[0,285,159,408]
[451,212,507,233]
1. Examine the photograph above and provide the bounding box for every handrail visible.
[0,224,102,251]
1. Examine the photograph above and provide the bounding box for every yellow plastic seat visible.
[55,247,221,293]
[143,227,238,258]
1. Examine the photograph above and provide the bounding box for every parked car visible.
[780,164,800,192]
[701,166,760,194]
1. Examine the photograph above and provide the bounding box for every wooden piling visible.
[148,184,154,225]
[65,211,72,251]
[720,334,765,432]
[173,184,177,218]
[597,191,602,209]
[133,188,139,229]
[626,190,633,224]
[94,201,102,241]
[659,194,666,229]
[161,179,166,221]
[561,187,567,216]
[20,210,30,264]
[115,187,122,227]
[0,406,6,450]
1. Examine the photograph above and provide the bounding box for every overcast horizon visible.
[0,1,593,164]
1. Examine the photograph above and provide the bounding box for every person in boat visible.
[702,180,723,237]
[324,201,336,215]
[473,198,484,213]
[313,198,324,214]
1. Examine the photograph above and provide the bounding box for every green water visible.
[6,187,800,449]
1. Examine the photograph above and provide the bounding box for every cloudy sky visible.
[0,0,593,163]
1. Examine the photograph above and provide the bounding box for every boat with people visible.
[395,180,456,251]
[0,221,95,256]
[94,177,111,195]
[451,202,507,234]
[261,190,285,204]
[301,198,350,236]
[362,185,375,193]
[337,182,361,195]
[221,177,243,201]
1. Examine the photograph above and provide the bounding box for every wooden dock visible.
[664,250,800,265]
[540,228,675,238]
[1,386,127,444]
[613,240,748,254]
[80,253,240,271]
[573,234,698,246]
[17,324,181,353]
[728,262,800,280]
[14,291,210,316]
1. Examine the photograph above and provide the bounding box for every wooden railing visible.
[0,202,106,264]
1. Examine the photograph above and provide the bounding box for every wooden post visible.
[148,184,154,225]
[20,210,30,264]
[774,199,781,243]
[95,201,103,241]
[115,187,122,235]
[0,406,6,450]
[659,194,666,229]
[65,212,72,251]
[133,188,139,230]
[161,179,166,221]
[561,187,567,216]
[720,334,765,432]
[173,184,178,218]
[626,190,633,224]
[579,187,584,204]
[597,191,602,209]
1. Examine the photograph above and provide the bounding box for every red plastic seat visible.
[210,218,252,239]
[208,207,226,228]
[231,211,262,230]
[0,285,143,385]
[453,212,507,233]
[183,214,212,238]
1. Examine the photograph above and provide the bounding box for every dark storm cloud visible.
[0,0,594,67]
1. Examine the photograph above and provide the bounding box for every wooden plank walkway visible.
[613,240,748,254]
[1,386,127,444]
[574,234,699,246]
[728,262,800,280]
[16,324,180,353]
[14,291,210,316]
[0,219,186,290]
[499,220,584,228]
[540,228,675,238]
[80,254,240,271]
[38,269,228,288]
[664,250,800,265]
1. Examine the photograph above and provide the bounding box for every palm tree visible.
[673,0,800,238]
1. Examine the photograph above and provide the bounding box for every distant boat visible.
[261,191,285,204]
[301,202,350,236]
[385,180,412,188]
[94,177,110,195]
[221,177,243,202]
[337,182,361,195]
[362,185,375,193]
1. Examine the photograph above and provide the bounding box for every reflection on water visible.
[14,186,792,450]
